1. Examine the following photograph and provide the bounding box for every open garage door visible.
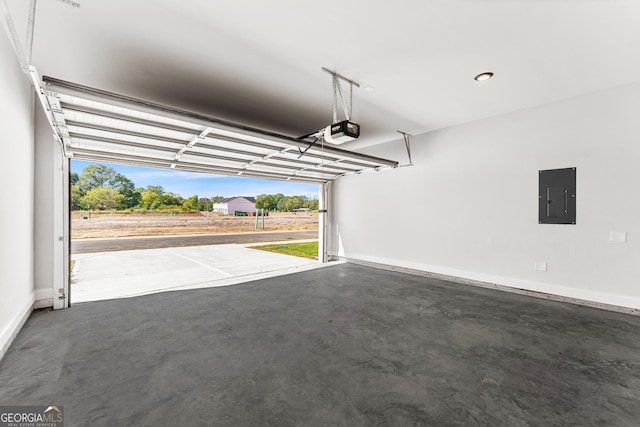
[34,74,398,307]
[40,76,398,182]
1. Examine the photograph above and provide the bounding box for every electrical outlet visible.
[610,231,627,243]
[534,261,548,272]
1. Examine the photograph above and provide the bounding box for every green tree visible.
[211,196,225,204]
[256,194,277,211]
[109,173,135,192]
[182,195,198,211]
[305,198,319,210]
[198,197,213,212]
[284,196,304,211]
[70,184,84,210]
[255,193,317,212]
[140,189,163,209]
[255,194,267,210]
[78,164,117,191]
[146,185,165,195]
[109,173,139,209]
[70,172,79,185]
[161,192,182,206]
[80,187,124,210]
[120,191,141,209]
[273,193,284,207]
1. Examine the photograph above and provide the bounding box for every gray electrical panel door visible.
[539,168,576,224]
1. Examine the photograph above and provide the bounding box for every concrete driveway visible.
[71,240,327,303]
[71,230,319,254]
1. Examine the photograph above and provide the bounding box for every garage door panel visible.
[43,76,398,184]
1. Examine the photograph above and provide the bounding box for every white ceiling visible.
[5,0,640,150]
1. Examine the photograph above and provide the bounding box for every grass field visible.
[250,241,318,259]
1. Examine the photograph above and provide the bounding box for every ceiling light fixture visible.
[474,72,494,82]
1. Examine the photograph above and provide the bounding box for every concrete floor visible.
[2,263,640,426]
[71,241,320,303]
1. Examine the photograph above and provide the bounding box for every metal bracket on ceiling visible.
[322,67,360,123]
[397,130,414,166]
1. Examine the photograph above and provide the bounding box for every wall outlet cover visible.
[610,231,627,243]
[534,261,548,272]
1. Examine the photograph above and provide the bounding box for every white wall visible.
[331,81,640,310]
[0,33,35,357]
[212,202,228,214]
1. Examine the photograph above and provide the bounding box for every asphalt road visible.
[71,230,318,254]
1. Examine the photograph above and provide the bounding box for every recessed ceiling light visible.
[363,85,375,91]
[474,72,494,82]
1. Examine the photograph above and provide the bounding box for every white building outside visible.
[212,196,256,215]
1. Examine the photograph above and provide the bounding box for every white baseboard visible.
[339,253,640,316]
[34,287,53,309]
[0,292,35,361]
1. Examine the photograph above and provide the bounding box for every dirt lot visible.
[71,211,319,239]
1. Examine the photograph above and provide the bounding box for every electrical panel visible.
[538,168,576,224]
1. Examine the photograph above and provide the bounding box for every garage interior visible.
[1,1,640,425]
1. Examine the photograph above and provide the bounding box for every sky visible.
[71,160,319,199]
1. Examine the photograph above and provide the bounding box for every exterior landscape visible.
[71,164,319,239]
